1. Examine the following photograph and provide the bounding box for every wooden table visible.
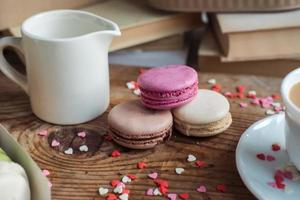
[0,65,282,200]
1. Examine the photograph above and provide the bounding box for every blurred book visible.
[210,10,300,62]
[109,34,187,67]
[198,29,300,77]
[9,0,202,52]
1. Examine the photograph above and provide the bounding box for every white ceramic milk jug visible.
[0,10,121,125]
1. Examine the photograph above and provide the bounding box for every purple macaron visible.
[137,65,198,110]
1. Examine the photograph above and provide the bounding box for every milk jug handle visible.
[0,37,28,94]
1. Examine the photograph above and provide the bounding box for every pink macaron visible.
[137,65,198,109]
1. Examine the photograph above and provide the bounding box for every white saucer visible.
[236,113,300,200]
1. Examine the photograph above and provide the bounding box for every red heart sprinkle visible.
[236,85,246,93]
[137,162,147,169]
[111,150,121,157]
[266,155,275,161]
[272,94,280,100]
[216,184,226,192]
[110,180,120,187]
[195,160,206,167]
[122,189,130,194]
[179,193,189,199]
[256,153,265,160]
[272,144,281,151]
[154,179,169,188]
[212,84,221,92]
[159,185,168,194]
[127,174,137,180]
[106,194,117,200]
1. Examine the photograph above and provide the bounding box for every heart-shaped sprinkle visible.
[216,184,226,192]
[224,92,234,98]
[98,187,109,196]
[133,88,141,96]
[137,162,147,169]
[119,193,129,200]
[159,185,168,194]
[153,188,162,196]
[195,160,206,167]
[256,153,266,160]
[207,79,216,85]
[111,150,121,157]
[38,130,48,136]
[154,179,169,188]
[64,148,73,155]
[77,131,86,138]
[110,180,120,187]
[187,154,196,162]
[146,188,154,196]
[272,143,281,151]
[250,98,260,105]
[106,194,118,200]
[266,155,275,161]
[127,174,137,180]
[266,109,275,115]
[122,189,130,194]
[148,172,158,179]
[236,85,246,93]
[51,139,60,147]
[42,169,50,177]
[247,90,257,98]
[167,193,177,200]
[175,167,185,175]
[197,185,206,193]
[79,145,88,152]
[113,185,123,194]
[122,175,131,183]
[179,193,189,199]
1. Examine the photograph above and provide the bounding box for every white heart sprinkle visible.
[113,185,123,194]
[248,90,256,96]
[119,193,129,200]
[98,187,109,196]
[122,175,132,183]
[79,145,88,152]
[64,148,73,155]
[175,167,185,174]
[126,82,135,89]
[266,109,275,115]
[153,188,162,196]
[133,88,141,96]
[187,154,197,162]
[207,79,216,85]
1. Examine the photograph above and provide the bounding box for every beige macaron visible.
[172,89,232,137]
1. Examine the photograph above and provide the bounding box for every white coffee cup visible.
[281,68,300,170]
[0,10,121,125]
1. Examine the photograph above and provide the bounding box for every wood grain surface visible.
[0,64,282,200]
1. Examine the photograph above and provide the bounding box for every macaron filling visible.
[110,126,172,148]
[140,82,198,107]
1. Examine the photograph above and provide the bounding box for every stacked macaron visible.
[108,65,232,149]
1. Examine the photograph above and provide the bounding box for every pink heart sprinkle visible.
[51,139,60,147]
[239,102,248,108]
[197,185,206,193]
[42,169,50,177]
[148,172,158,179]
[266,155,275,161]
[267,181,277,188]
[167,193,177,200]
[146,188,154,196]
[77,131,86,138]
[117,182,126,188]
[37,130,48,136]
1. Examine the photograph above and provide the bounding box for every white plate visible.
[236,113,300,200]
